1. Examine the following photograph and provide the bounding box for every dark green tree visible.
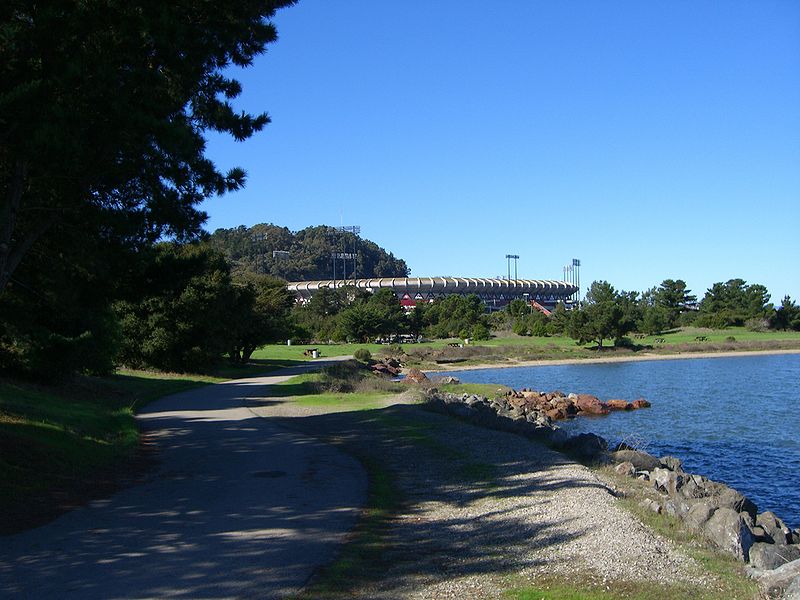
[207,224,409,280]
[115,243,239,372]
[654,279,696,327]
[228,273,295,363]
[424,294,488,339]
[771,296,800,331]
[1,1,295,294]
[697,279,772,328]
[566,281,634,348]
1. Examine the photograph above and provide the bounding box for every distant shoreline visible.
[427,348,800,373]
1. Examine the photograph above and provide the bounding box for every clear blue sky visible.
[202,0,800,302]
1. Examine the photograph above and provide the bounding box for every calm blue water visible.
[438,354,800,529]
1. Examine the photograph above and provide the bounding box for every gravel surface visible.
[250,391,713,599]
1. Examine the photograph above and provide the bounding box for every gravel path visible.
[0,360,366,600]
[250,393,713,598]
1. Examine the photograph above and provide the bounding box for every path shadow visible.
[273,404,609,596]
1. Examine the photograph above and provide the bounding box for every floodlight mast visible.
[505,254,520,280]
[337,225,361,285]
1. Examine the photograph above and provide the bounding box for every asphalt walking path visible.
[0,359,366,599]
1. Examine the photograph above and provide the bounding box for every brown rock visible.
[575,394,609,415]
[606,399,632,410]
[546,407,568,420]
[631,398,651,409]
[405,368,429,384]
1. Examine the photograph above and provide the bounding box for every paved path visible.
[0,360,366,599]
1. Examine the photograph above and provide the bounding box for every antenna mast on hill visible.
[337,225,361,285]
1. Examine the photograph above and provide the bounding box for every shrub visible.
[745,317,769,332]
[725,336,736,342]
[353,348,372,363]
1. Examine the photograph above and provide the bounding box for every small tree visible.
[566,281,634,348]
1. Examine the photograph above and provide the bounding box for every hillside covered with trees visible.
[207,223,409,281]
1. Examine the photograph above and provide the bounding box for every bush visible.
[470,323,491,341]
[745,317,769,332]
[725,336,736,342]
[353,348,372,363]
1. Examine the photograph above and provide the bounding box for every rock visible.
[611,449,660,471]
[679,477,706,500]
[614,461,636,477]
[684,502,716,531]
[749,526,774,544]
[703,482,758,519]
[405,368,429,384]
[639,498,662,514]
[606,399,631,410]
[703,507,754,562]
[749,542,800,570]
[659,456,684,472]
[437,375,460,385]
[546,407,568,420]
[574,394,609,415]
[563,433,608,462]
[651,467,684,496]
[757,511,792,545]
[756,557,800,599]
[787,575,800,600]
[631,398,651,409]
[664,497,692,519]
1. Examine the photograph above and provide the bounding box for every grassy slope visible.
[0,369,242,533]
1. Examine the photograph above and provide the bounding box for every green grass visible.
[0,369,235,533]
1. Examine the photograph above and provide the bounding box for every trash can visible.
[311,350,319,359]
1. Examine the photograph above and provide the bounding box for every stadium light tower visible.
[505,254,520,280]
[572,258,581,302]
[337,225,361,283]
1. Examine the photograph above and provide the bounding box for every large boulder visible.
[405,368,429,384]
[703,482,758,519]
[611,449,660,472]
[684,502,716,531]
[756,557,800,599]
[749,542,800,570]
[652,467,684,496]
[574,394,609,415]
[659,456,684,472]
[757,511,792,545]
[606,399,632,410]
[563,433,608,462]
[703,507,754,562]
[614,461,636,477]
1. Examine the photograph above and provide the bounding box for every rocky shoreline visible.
[422,385,800,599]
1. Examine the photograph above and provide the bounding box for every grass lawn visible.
[252,327,800,371]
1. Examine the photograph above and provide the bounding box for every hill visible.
[207,224,409,281]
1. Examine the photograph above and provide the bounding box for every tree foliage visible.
[697,279,772,328]
[566,281,635,348]
[771,296,800,331]
[115,243,293,372]
[1,1,295,293]
[207,223,409,280]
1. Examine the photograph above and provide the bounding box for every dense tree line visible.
[501,278,800,348]
[292,290,491,343]
[207,224,409,281]
[1,2,296,379]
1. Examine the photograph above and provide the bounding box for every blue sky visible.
[202,1,800,302]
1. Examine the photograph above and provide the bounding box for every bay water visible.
[438,353,800,528]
